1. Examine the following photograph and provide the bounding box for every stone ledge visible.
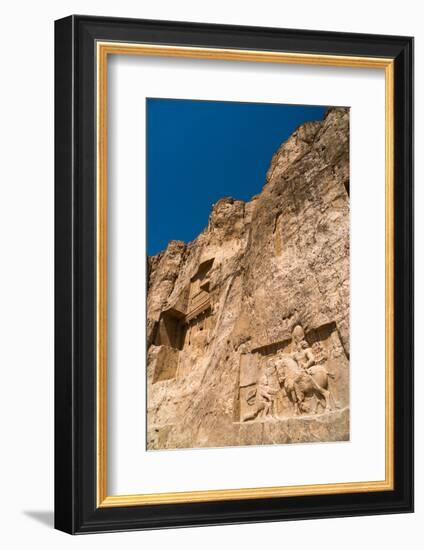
[147,408,349,450]
[236,407,349,447]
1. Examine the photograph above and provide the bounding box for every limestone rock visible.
[147,107,350,450]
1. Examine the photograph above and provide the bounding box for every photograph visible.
[146,99,350,450]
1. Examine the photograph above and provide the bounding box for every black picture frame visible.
[55,14,414,534]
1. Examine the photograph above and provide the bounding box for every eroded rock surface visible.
[147,108,350,450]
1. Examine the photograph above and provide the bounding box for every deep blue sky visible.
[147,98,327,256]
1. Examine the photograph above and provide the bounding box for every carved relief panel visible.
[237,322,348,422]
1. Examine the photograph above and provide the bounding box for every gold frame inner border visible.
[96,41,395,508]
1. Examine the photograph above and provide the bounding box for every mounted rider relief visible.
[146,98,349,450]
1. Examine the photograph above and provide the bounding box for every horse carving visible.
[274,354,337,415]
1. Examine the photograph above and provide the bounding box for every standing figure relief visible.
[242,365,279,422]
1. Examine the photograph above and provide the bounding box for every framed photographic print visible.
[54,15,414,534]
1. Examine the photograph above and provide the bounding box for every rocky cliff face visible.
[147,107,350,450]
